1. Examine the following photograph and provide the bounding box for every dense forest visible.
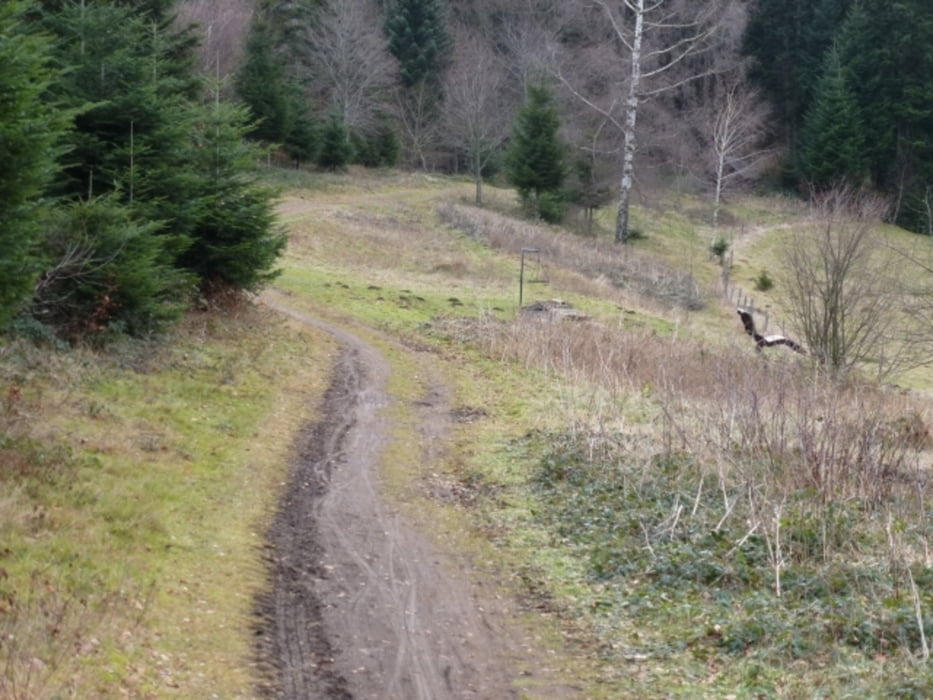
[2,0,933,340]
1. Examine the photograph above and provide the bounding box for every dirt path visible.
[254,302,557,699]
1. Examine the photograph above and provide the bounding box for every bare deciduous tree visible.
[782,185,908,376]
[442,28,510,204]
[394,81,442,170]
[305,0,396,134]
[175,0,255,82]
[556,0,737,242]
[498,3,564,99]
[708,80,773,231]
[910,185,933,237]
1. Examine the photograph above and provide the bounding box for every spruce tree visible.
[26,0,288,334]
[177,99,286,292]
[505,85,565,208]
[838,1,933,191]
[236,17,319,166]
[798,48,867,188]
[317,115,353,171]
[384,0,451,89]
[39,1,199,211]
[284,104,319,168]
[743,0,853,173]
[834,1,900,188]
[236,21,295,144]
[0,1,71,328]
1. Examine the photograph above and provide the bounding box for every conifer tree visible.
[177,99,286,291]
[505,85,565,208]
[384,0,451,89]
[743,0,853,145]
[236,21,296,144]
[0,1,71,328]
[236,16,318,166]
[38,1,198,211]
[798,48,867,188]
[317,115,353,170]
[23,0,288,337]
[284,104,319,168]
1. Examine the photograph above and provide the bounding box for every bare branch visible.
[305,0,395,132]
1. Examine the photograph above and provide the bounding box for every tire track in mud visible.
[253,302,532,699]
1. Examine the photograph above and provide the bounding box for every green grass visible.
[0,306,336,697]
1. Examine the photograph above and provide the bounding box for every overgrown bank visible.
[437,307,933,697]
[0,303,335,697]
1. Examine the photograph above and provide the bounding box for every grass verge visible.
[0,302,335,697]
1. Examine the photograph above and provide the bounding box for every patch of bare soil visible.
[253,303,578,699]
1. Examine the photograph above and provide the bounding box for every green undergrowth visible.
[276,265,514,332]
[499,429,933,697]
[0,304,335,697]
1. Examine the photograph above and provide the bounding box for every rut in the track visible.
[252,303,545,700]
[254,347,361,699]
[251,297,577,700]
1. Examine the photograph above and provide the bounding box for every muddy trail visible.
[253,303,566,699]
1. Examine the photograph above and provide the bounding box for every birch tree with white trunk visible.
[557,0,735,242]
[709,80,772,231]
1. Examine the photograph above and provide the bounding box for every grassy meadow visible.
[4,167,933,697]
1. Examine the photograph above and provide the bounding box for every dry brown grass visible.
[443,309,933,517]
[437,203,706,311]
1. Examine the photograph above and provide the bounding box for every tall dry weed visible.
[458,309,931,523]
[438,203,705,310]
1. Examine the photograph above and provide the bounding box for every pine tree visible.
[384,0,451,89]
[177,98,286,292]
[798,48,867,188]
[236,21,296,144]
[834,1,901,189]
[744,0,853,149]
[39,1,199,208]
[32,196,189,340]
[505,85,565,207]
[0,1,71,328]
[896,0,933,230]
[317,115,353,170]
[838,1,933,192]
[263,0,322,65]
[284,104,319,168]
[26,0,288,332]
[236,16,319,166]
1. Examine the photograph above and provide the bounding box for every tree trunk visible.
[713,151,725,232]
[615,0,644,244]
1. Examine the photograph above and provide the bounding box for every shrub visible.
[537,191,565,223]
[30,195,190,341]
[754,269,774,291]
[710,236,730,261]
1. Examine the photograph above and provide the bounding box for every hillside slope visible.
[4,170,933,697]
